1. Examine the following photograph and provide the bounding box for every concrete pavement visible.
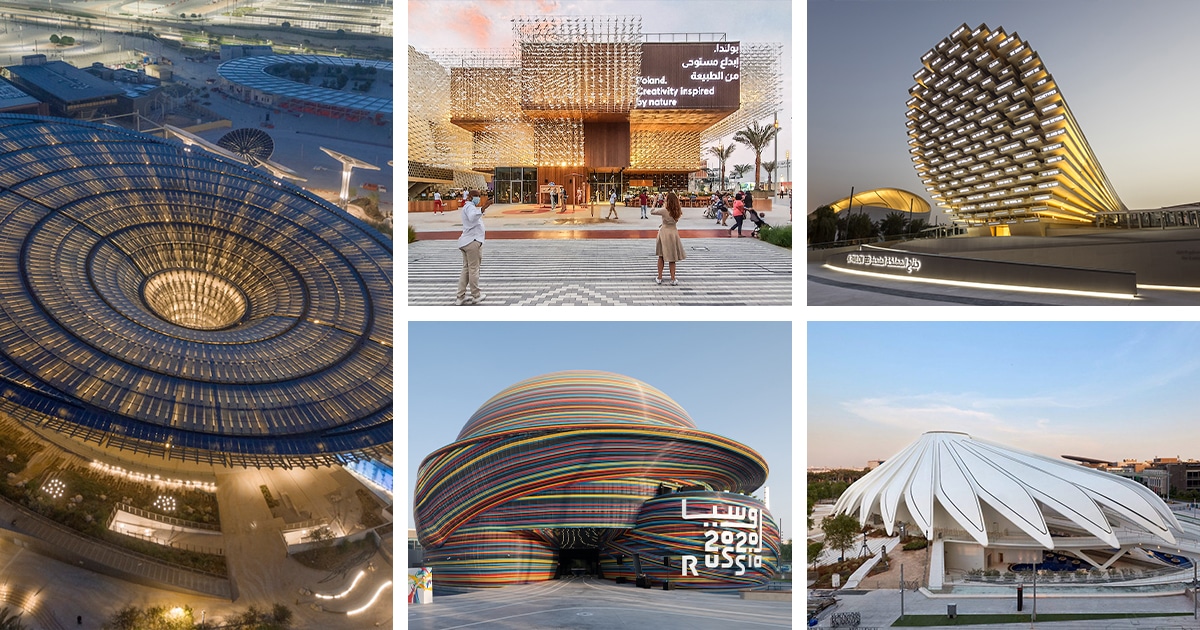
[810,588,1200,629]
[408,199,793,306]
[409,577,791,630]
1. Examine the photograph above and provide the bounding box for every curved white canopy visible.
[833,432,1180,549]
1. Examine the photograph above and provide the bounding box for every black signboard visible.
[636,42,740,109]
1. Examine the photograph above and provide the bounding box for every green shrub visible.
[260,485,280,509]
[758,223,791,248]
[408,225,417,243]
[903,539,928,551]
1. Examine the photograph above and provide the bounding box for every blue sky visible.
[809,322,1200,469]
[408,321,793,540]
[408,0,795,184]
[808,0,1200,213]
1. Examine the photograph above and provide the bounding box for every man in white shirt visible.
[433,191,443,214]
[456,190,489,305]
[607,189,619,220]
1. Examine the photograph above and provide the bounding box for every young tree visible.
[807,540,824,568]
[762,160,777,189]
[733,120,780,189]
[705,144,736,190]
[730,164,752,187]
[821,513,861,561]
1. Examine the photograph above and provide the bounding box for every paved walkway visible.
[410,577,791,630]
[407,200,792,305]
[409,238,792,306]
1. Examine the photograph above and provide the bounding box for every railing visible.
[111,528,224,556]
[958,564,1189,585]
[111,502,221,532]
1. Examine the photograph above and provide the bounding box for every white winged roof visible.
[833,431,1181,549]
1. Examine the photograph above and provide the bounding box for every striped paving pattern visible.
[408,238,792,306]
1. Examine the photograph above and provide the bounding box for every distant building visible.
[866,459,885,470]
[2,55,121,119]
[0,76,46,115]
[220,45,274,62]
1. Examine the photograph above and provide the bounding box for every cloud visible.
[461,6,496,47]
[536,0,560,11]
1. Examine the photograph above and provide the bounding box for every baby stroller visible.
[746,208,769,238]
[704,198,725,220]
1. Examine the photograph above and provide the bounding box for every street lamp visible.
[772,112,779,192]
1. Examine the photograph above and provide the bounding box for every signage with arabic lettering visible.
[636,43,740,109]
[679,497,763,577]
[846,253,923,274]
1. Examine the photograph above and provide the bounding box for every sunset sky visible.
[809,322,1200,470]
[408,0,795,183]
[808,0,1200,213]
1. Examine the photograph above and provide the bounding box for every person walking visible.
[433,191,443,214]
[639,190,649,219]
[607,189,619,219]
[653,192,686,285]
[729,191,746,237]
[455,190,489,305]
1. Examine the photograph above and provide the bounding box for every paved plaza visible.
[810,588,1200,629]
[408,201,794,306]
[409,577,792,630]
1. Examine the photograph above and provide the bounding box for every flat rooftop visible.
[6,61,122,103]
[0,77,38,110]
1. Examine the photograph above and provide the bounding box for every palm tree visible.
[706,144,736,190]
[733,120,780,189]
[762,160,778,189]
[731,164,752,188]
[0,607,27,630]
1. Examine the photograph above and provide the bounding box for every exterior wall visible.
[599,492,780,589]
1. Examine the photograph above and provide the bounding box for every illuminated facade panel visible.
[414,371,780,589]
[0,115,392,468]
[909,24,1125,226]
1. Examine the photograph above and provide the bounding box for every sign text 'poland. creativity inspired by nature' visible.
[636,43,740,109]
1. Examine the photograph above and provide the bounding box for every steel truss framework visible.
[908,23,1125,226]
[409,16,783,172]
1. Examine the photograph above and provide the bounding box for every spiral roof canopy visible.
[834,432,1180,549]
[0,115,392,468]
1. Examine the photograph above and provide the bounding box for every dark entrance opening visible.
[557,548,602,578]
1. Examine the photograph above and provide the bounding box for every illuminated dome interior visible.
[0,114,393,467]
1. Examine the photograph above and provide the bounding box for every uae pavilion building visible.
[413,371,781,589]
[908,23,1125,235]
[408,16,782,204]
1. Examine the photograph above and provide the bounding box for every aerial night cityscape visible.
[0,1,394,628]
[807,0,1200,306]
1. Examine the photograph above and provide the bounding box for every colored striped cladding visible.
[909,23,1124,226]
[413,371,778,589]
[601,492,781,589]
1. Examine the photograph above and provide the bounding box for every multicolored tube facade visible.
[414,371,779,589]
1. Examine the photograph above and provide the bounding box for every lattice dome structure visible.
[0,115,392,469]
[908,23,1125,226]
